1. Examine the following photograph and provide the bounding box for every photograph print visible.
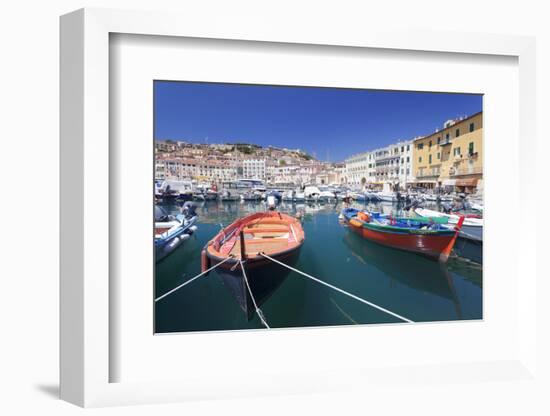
[153,81,483,333]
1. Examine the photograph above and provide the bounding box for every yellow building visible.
[413,112,483,194]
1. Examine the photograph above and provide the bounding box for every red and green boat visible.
[341,208,464,262]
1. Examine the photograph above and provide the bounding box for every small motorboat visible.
[318,190,336,202]
[220,189,240,201]
[192,192,206,201]
[351,192,367,202]
[241,191,262,201]
[341,208,464,262]
[413,207,483,264]
[414,208,483,240]
[377,192,397,202]
[293,191,305,202]
[281,190,294,201]
[201,210,305,319]
[155,202,198,262]
[304,185,321,202]
[365,191,380,201]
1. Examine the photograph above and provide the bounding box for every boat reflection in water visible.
[342,231,464,319]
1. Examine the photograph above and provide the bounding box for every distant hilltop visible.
[155,139,317,162]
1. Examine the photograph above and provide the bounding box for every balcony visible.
[416,172,440,179]
[449,166,483,177]
[439,139,452,146]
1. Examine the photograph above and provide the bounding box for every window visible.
[417,143,424,150]
[401,146,404,152]
[406,156,410,162]
[437,152,440,159]
[429,140,432,148]
[429,154,432,163]
[455,128,460,137]
[437,137,441,144]
[469,142,474,155]
[445,133,450,141]
[469,122,474,132]
[407,145,410,151]
[419,157,422,163]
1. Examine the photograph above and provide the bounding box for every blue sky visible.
[154,81,482,162]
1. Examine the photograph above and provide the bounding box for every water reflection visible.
[342,231,463,319]
[155,199,482,332]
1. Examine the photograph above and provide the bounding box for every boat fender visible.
[180,234,190,242]
[201,249,210,274]
[167,237,181,250]
[189,225,198,233]
[357,211,370,222]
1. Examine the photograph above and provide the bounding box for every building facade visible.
[242,159,266,180]
[344,140,413,188]
[155,157,238,182]
[344,152,373,186]
[412,112,483,193]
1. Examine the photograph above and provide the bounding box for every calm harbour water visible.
[155,200,482,333]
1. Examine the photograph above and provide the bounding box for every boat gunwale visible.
[205,211,305,262]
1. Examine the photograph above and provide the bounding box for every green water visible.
[155,200,482,333]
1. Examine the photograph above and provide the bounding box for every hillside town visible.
[155,111,483,195]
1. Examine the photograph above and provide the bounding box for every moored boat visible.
[201,211,305,319]
[155,202,198,262]
[414,207,483,240]
[341,208,464,262]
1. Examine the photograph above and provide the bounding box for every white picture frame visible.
[60,8,538,407]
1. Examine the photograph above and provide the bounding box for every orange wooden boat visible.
[201,211,305,319]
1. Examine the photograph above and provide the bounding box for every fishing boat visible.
[155,202,198,262]
[201,210,305,319]
[341,208,464,262]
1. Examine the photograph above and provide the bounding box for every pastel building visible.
[413,112,483,193]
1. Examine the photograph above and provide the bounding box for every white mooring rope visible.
[239,260,270,329]
[155,256,234,302]
[259,253,414,323]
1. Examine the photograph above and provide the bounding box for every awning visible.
[442,179,456,186]
[456,178,478,187]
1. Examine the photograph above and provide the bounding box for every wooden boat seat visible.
[229,239,289,256]
[243,227,288,234]
[245,232,289,239]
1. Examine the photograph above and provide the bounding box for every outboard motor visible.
[182,201,198,218]
[441,202,452,213]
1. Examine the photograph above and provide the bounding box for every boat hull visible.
[155,220,197,263]
[348,223,456,259]
[206,246,301,320]
[453,235,482,264]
